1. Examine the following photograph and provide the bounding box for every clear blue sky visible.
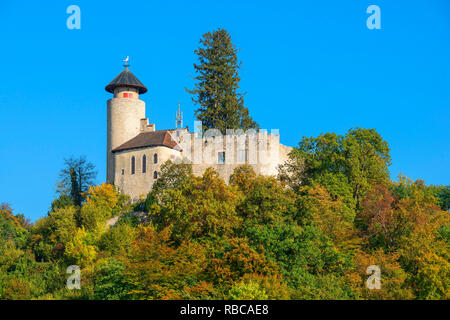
[0,0,449,221]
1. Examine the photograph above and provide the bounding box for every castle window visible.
[154,153,158,164]
[218,151,225,164]
[121,169,124,175]
[142,155,147,173]
[123,93,129,98]
[153,171,158,179]
[131,156,135,175]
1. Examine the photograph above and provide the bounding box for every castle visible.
[106,63,292,200]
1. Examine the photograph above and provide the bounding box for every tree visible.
[345,249,414,300]
[145,161,193,210]
[79,183,130,232]
[205,237,279,289]
[360,184,404,248]
[31,206,78,261]
[187,29,258,133]
[56,156,97,206]
[230,165,298,227]
[64,227,97,268]
[228,279,268,300]
[437,185,450,211]
[50,195,73,212]
[93,257,132,300]
[279,128,391,209]
[98,223,135,256]
[362,181,448,250]
[342,128,391,205]
[427,184,450,212]
[149,168,242,244]
[301,185,358,250]
[0,204,29,248]
[124,226,207,300]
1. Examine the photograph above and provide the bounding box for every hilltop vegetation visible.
[1,128,449,300]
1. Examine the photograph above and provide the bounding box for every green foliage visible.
[56,156,97,206]
[187,28,258,133]
[98,223,135,256]
[228,280,268,300]
[0,238,64,299]
[145,160,193,211]
[291,273,354,300]
[231,166,298,227]
[124,226,207,300]
[437,225,450,244]
[0,128,448,300]
[64,227,97,268]
[280,128,391,208]
[436,185,450,211]
[0,204,28,248]
[93,258,131,300]
[148,168,241,244]
[79,184,131,232]
[50,195,74,212]
[31,206,78,261]
[391,175,449,211]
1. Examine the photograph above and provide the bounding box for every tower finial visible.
[123,56,130,68]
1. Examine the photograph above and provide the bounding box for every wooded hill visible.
[1,128,449,300]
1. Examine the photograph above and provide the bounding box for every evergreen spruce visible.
[187,29,259,134]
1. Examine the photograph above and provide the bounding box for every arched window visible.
[131,156,135,175]
[142,155,147,173]
[154,153,158,164]
[153,171,158,179]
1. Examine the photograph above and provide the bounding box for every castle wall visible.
[113,146,181,200]
[177,131,290,183]
[188,144,292,183]
[112,138,291,200]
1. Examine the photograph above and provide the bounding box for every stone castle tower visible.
[105,64,148,185]
[105,62,292,200]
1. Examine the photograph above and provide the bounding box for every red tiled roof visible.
[112,130,181,152]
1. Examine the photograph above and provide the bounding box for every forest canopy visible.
[1,128,449,300]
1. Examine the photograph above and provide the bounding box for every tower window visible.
[153,171,158,179]
[218,151,225,164]
[142,155,147,173]
[154,153,158,164]
[122,92,133,98]
[131,156,135,175]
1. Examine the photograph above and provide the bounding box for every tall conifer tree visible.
[187,29,259,134]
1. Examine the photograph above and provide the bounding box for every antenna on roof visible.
[123,56,130,68]
[175,102,183,129]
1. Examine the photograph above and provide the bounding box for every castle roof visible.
[112,130,181,153]
[105,67,148,94]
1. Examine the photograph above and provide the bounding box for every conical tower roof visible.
[105,67,148,94]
